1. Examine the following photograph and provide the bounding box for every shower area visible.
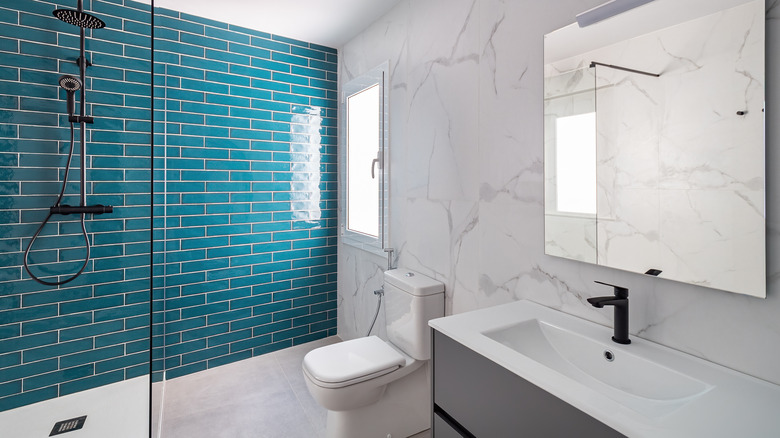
[0,0,338,435]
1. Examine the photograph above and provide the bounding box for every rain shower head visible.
[59,75,82,117]
[52,8,106,29]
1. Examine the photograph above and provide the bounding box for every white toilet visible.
[302,269,445,438]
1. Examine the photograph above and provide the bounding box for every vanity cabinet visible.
[431,330,624,437]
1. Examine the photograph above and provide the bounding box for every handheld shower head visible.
[52,9,106,29]
[59,75,82,117]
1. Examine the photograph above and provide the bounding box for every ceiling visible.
[139,0,404,49]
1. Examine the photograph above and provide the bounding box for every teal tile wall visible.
[0,0,337,412]
[0,0,152,411]
[153,6,338,381]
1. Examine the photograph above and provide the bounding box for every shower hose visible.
[366,288,384,336]
[23,122,90,286]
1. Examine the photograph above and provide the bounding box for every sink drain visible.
[604,350,615,362]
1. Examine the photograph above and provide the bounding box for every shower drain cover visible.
[50,416,86,436]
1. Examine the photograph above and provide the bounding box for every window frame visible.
[339,62,389,255]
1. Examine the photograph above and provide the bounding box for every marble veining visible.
[338,0,780,387]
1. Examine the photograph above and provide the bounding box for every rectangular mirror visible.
[544,0,766,297]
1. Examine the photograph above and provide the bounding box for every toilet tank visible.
[384,269,444,360]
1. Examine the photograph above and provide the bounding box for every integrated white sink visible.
[430,300,780,437]
[484,319,711,418]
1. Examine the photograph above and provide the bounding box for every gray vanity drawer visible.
[432,330,624,437]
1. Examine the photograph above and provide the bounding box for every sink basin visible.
[484,319,711,417]
[429,300,780,437]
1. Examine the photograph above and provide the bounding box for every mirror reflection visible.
[544,0,765,297]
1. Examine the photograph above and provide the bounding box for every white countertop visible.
[429,300,780,437]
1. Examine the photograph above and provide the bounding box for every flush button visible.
[405,272,414,277]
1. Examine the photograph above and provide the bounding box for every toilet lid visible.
[303,336,405,387]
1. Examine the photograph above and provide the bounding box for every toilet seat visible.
[303,336,405,389]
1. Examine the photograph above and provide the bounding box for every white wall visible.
[337,0,780,385]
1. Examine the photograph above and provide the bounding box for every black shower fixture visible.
[52,8,106,29]
[24,1,111,286]
[58,74,81,117]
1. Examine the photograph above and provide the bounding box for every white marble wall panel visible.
[338,0,780,386]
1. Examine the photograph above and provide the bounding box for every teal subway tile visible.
[125,363,150,380]
[250,36,290,53]
[273,287,308,302]
[229,64,271,80]
[292,65,327,80]
[181,55,229,73]
[273,249,310,262]
[181,32,227,51]
[228,42,270,59]
[0,323,19,338]
[291,46,328,61]
[207,245,251,260]
[273,326,309,343]
[180,101,230,116]
[22,339,92,364]
[165,317,206,334]
[182,279,230,297]
[23,364,93,392]
[271,71,309,87]
[205,26,250,45]
[253,242,291,254]
[250,78,290,92]
[251,261,290,276]
[166,339,207,357]
[168,87,204,102]
[207,308,251,325]
[182,344,229,365]
[166,361,207,380]
[59,370,123,397]
[94,327,148,349]
[181,192,230,204]
[229,313,272,332]
[94,303,147,323]
[0,330,57,355]
[0,385,57,412]
[0,381,21,398]
[310,59,337,73]
[206,93,249,108]
[206,224,251,236]
[274,268,310,282]
[204,137,250,150]
[0,304,57,325]
[252,339,290,356]
[293,330,329,346]
[292,85,328,99]
[293,311,329,327]
[180,236,228,250]
[95,351,146,374]
[272,52,309,67]
[251,98,290,113]
[229,212,272,223]
[207,349,251,369]
[0,22,56,44]
[274,306,309,322]
[207,328,252,348]
[252,320,290,337]
[181,323,229,342]
[164,271,206,287]
[59,320,124,342]
[230,333,272,353]
[156,15,204,35]
[21,312,92,336]
[167,111,204,124]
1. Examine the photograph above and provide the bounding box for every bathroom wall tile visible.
[339,0,780,387]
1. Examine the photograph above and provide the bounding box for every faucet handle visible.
[594,280,629,299]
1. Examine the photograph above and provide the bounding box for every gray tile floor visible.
[158,336,432,438]
[159,336,337,438]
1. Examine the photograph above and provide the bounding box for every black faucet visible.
[587,281,630,345]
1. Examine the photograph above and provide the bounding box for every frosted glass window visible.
[346,84,380,237]
[556,113,596,214]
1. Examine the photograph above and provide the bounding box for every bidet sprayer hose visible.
[366,288,384,337]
